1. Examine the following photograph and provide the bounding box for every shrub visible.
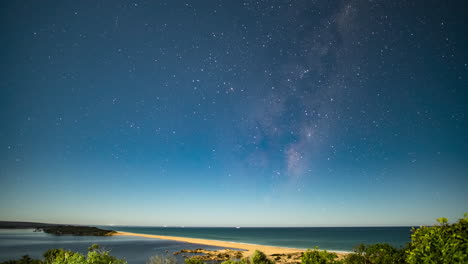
[44,249,63,264]
[221,260,246,264]
[234,251,244,259]
[184,257,204,264]
[406,214,468,263]
[47,250,85,264]
[365,243,406,264]
[341,244,366,264]
[341,253,366,264]
[1,244,126,264]
[301,248,339,264]
[85,244,126,264]
[250,250,274,264]
[342,243,405,264]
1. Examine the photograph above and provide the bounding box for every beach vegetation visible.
[338,214,468,263]
[341,243,405,264]
[221,260,246,264]
[300,247,340,264]
[85,244,126,264]
[184,257,204,264]
[405,213,468,263]
[339,254,364,264]
[250,250,274,264]
[233,251,244,259]
[0,244,126,264]
[364,243,406,263]
[45,250,85,264]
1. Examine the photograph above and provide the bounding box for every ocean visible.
[0,229,232,264]
[0,227,413,263]
[112,226,413,252]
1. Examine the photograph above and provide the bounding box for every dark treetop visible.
[0,221,115,236]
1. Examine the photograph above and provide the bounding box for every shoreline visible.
[114,231,350,258]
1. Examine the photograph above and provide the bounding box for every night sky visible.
[1,1,467,227]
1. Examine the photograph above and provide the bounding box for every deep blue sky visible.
[1,0,467,227]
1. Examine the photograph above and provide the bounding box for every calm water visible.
[0,229,232,264]
[0,227,413,263]
[112,226,413,252]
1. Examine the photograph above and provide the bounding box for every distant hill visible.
[0,221,60,228]
[0,221,115,236]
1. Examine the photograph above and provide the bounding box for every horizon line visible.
[0,220,429,228]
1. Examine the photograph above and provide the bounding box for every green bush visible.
[406,214,468,263]
[47,250,85,264]
[250,250,274,264]
[301,248,339,264]
[184,257,204,264]
[341,253,365,264]
[221,260,246,264]
[341,244,366,264]
[365,243,406,264]
[86,244,126,264]
[0,244,126,264]
[340,214,468,263]
[44,249,63,264]
[221,261,237,264]
[342,243,405,264]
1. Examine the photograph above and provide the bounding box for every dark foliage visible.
[250,250,275,264]
[0,244,125,264]
[0,221,115,236]
[301,248,340,264]
[406,214,468,263]
[39,226,115,236]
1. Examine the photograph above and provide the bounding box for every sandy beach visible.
[115,231,348,259]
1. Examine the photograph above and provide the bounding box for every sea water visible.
[112,226,411,251]
[0,229,230,263]
[112,226,412,252]
[0,227,412,263]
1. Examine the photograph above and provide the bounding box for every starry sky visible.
[1,0,467,227]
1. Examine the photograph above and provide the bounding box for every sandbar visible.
[114,231,348,258]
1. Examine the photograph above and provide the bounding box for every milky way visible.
[1,1,467,226]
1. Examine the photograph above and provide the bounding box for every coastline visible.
[114,231,350,258]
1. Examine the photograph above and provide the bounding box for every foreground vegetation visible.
[315,214,467,263]
[2,215,467,264]
[185,214,468,264]
[1,244,125,264]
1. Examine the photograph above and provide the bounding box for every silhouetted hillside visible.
[0,221,115,236]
